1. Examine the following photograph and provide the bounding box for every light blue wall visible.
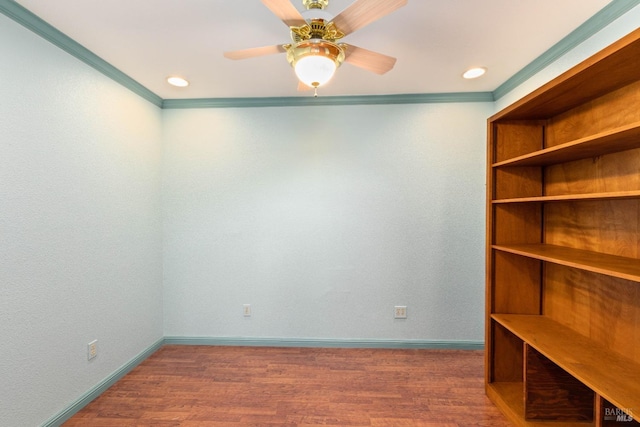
[1,2,639,426]
[162,103,492,341]
[0,13,164,427]
[159,1,640,342]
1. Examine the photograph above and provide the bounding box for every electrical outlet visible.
[243,304,251,317]
[394,306,407,319]
[87,340,98,360]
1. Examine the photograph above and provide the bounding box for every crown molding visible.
[2,0,637,108]
[493,0,640,100]
[0,0,162,107]
[161,92,494,109]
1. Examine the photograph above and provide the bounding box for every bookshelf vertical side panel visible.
[495,166,543,200]
[491,322,524,383]
[494,204,542,245]
[493,122,545,163]
[493,251,541,314]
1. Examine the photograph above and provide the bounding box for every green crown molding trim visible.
[40,338,164,427]
[1,0,637,108]
[163,336,484,350]
[161,92,494,109]
[493,0,640,101]
[0,0,162,108]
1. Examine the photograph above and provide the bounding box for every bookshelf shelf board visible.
[492,190,640,204]
[492,122,640,168]
[492,244,640,283]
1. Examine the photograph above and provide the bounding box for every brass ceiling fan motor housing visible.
[289,18,345,44]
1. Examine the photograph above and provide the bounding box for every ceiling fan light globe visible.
[294,55,337,87]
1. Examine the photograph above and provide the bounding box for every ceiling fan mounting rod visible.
[303,0,329,10]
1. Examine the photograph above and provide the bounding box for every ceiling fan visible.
[223,0,408,94]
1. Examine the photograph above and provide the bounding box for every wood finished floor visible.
[64,346,511,426]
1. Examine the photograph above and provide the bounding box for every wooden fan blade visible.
[260,0,306,27]
[223,45,286,60]
[343,44,397,75]
[332,0,407,36]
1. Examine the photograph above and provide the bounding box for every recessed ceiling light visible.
[463,67,487,79]
[167,76,189,87]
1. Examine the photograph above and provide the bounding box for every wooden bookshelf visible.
[486,28,640,427]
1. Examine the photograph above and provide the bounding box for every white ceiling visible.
[14,0,612,99]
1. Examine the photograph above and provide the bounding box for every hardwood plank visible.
[63,346,511,427]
